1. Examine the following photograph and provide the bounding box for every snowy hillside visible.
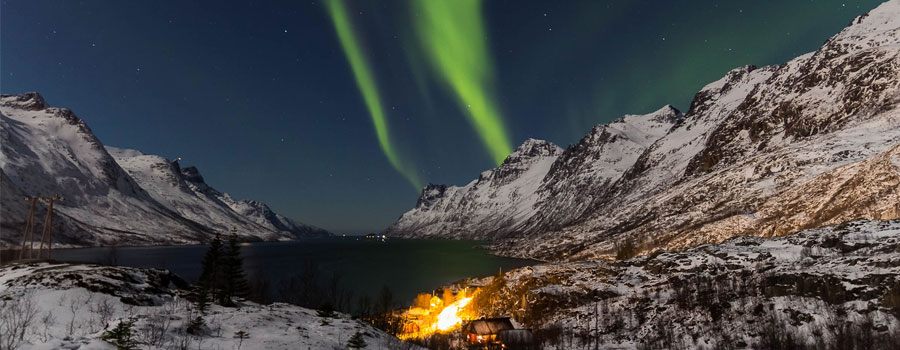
[107,147,329,239]
[0,93,328,248]
[387,0,900,261]
[387,139,562,240]
[387,106,679,240]
[456,219,900,349]
[0,262,414,350]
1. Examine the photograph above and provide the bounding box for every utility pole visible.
[18,194,62,261]
[17,198,37,260]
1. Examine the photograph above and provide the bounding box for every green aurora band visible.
[325,0,422,190]
[412,0,513,165]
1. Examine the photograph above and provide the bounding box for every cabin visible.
[461,317,535,349]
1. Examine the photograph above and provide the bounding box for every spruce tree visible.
[220,233,250,305]
[101,319,137,350]
[199,233,223,292]
[195,286,210,314]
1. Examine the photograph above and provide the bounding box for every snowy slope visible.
[221,198,330,237]
[0,93,329,248]
[0,93,212,247]
[0,262,415,350]
[107,147,329,239]
[387,106,679,240]
[387,139,562,239]
[389,0,900,261]
[525,105,682,231]
[454,219,900,349]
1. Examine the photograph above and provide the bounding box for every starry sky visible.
[1,0,882,233]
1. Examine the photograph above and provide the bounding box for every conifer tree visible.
[195,285,210,314]
[199,233,223,293]
[220,233,250,305]
[101,319,137,350]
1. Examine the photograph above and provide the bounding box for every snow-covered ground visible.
[0,263,418,350]
[453,219,900,349]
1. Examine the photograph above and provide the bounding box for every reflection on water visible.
[48,238,536,303]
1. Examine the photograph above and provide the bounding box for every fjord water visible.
[49,238,536,303]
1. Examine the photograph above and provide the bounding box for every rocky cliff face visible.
[0,93,329,247]
[388,0,900,262]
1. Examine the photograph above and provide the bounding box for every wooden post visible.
[47,199,54,259]
[18,198,36,260]
[37,196,59,260]
[28,198,37,259]
[18,195,61,261]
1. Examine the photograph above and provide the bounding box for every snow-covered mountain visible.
[386,139,563,240]
[0,93,329,248]
[387,0,900,261]
[387,107,679,241]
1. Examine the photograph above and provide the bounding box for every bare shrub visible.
[38,310,56,343]
[66,294,86,335]
[137,309,173,347]
[208,315,223,337]
[0,292,39,350]
[89,298,116,330]
[173,326,195,350]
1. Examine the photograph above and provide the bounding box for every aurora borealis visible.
[1,0,883,232]
[328,0,512,188]
[412,0,512,166]
[325,0,422,189]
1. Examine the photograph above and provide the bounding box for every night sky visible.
[1,0,881,233]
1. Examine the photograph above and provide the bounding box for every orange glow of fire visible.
[435,297,472,331]
[399,289,477,339]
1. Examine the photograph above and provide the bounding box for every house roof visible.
[462,317,515,335]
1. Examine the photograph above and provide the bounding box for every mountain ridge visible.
[387,0,900,262]
[0,92,329,248]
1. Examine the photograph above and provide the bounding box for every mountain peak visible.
[507,139,562,160]
[179,166,205,184]
[415,183,449,209]
[0,92,47,111]
[833,0,900,47]
[624,104,683,125]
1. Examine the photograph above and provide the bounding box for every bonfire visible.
[398,288,477,339]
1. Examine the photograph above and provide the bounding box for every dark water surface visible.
[48,238,536,303]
